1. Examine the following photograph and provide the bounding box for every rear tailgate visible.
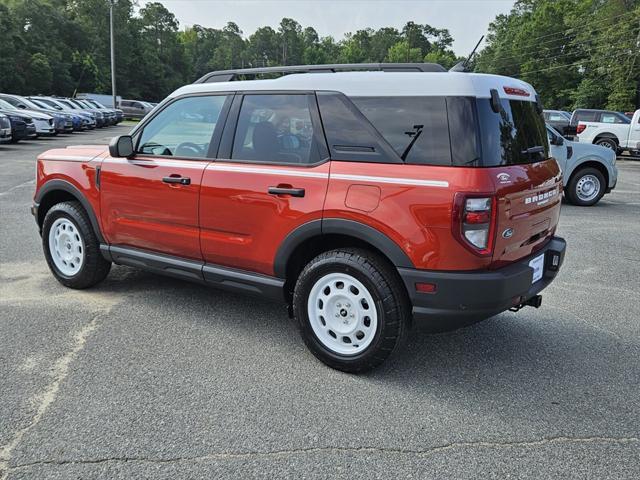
[490,158,562,268]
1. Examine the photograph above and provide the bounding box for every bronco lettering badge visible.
[525,188,558,206]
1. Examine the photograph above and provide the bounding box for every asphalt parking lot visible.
[1,127,639,479]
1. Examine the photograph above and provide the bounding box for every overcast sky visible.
[138,0,516,55]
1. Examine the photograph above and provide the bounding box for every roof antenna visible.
[449,35,484,72]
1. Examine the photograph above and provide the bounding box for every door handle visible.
[162,175,191,185]
[268,186,305,197]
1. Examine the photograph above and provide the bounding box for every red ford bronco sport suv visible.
[33,63,566,372]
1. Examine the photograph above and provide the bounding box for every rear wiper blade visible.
[521,145,545,155]
[401,124,424,161]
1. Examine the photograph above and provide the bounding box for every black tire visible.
[293,248,410,373]
[594,137,618,152]
[566,167,606,206]
[42,201,111,289]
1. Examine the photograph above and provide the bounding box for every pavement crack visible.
[7,436,639,471]
[0,179,35,197]
[0,309,109,480]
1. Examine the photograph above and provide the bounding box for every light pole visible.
[109,0,117,108]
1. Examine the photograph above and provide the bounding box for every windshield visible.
[34,98,65,110]
[87,100,105,109]
[57,100,78,110]
[14,96,45,110]
[477,98,549,166]
[71,99,89,109]
[29,98,51,109]
[546,125,563,138]
[0,99,18,110]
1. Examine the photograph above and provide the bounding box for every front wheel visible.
[293,249,409,373]
[42,201,111,289]
[566,167,606,206]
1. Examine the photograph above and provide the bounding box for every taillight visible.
[452,193,497,256]
[576,124,586,134]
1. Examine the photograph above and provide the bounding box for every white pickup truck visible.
[572,109,640,155]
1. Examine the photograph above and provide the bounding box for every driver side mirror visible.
[109,135,134,158]
[550,134,564,146]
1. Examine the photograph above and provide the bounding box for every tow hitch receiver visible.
[509,294,543,312]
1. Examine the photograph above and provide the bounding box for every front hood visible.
[0,109,31,121]
[38,145,108,163]
[567,140,615,163]
[21,109,53,120]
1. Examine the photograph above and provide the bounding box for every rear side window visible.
[316,92,400,163]
[350,96,452,166]
[232,94,319,164]
[601,113,618,123]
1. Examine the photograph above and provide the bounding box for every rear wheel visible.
[293,248,409,373]
[42,201,111,288]
[566,167,606,206]
[594,137,618,152]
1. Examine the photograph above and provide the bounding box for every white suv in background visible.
[571,108,640,156]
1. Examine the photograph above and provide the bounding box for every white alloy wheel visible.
[307,272,378,355]
[48,218,85,276]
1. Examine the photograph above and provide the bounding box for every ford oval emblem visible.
[502,228,514,238]
[497,173,511,184]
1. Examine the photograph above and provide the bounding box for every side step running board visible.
[100,244,285,302]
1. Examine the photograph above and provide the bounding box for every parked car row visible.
[544,108,640,156]
[0,93,124,144]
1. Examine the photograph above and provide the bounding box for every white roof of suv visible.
[174,71,538,101]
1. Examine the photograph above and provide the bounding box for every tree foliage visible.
[475,0,640,110]
[0,0,461,101]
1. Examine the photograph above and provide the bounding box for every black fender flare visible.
[273,218,414,278]
[35,179,105,244]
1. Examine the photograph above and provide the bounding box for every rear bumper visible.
[399,236,567,323]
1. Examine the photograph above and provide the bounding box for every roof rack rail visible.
[193,63,446,84]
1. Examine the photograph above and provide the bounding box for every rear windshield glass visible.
[476,98,549,166]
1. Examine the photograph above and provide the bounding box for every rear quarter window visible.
[349,96,452,166]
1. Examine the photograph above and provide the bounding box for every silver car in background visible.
[119,99,153,119]
[547,125,618,206]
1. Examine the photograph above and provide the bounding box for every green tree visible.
[278,18,303,65]
[26,53,53,92]
[387,41,423,63]
[248,26,280,67]
[475,0,640,110]
[370,27,400,61]
[0,3,462,101]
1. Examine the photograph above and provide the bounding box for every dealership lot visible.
[1,128,639,479]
